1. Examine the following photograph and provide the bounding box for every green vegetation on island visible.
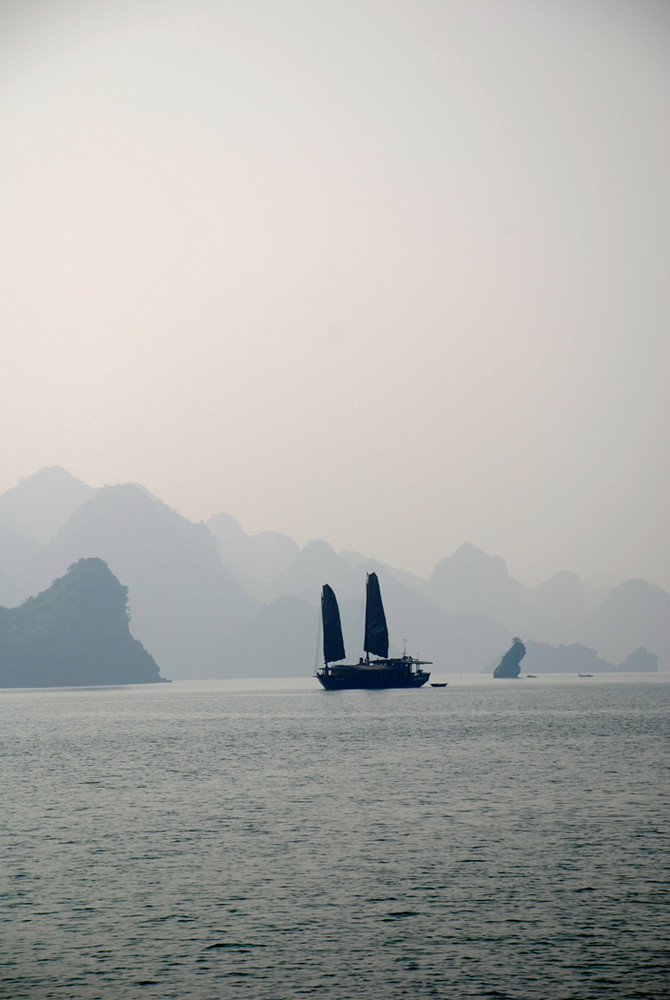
[0,558,166,688]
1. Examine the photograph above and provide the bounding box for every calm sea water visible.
[1,676,668,1000]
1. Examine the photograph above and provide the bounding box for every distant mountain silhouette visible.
[438,611,512,674]
[519,571,595,639]
[0,558,164,687]
[0,467,96,543]
[219,594,319,677]
[571,579,670,671]
[522,640,657,674]
[0,468,666,679]
[428,543,525,620]
[207,512,299,598]
[0,522,38,606]
[428,545,610,643]
[618,648,659,672]
[32,484,259,678]
[339,549,371,568]
[265,539,360,603]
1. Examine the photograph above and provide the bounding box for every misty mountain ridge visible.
[571,579,670,672]
[207,511,299,599]
[262,539,363,604]
[0,469,666,677]
[520,641,658,676]
[0,466,97,544]
[0,521,39,607]
[21,483,259,679]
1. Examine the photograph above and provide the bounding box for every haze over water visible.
[2,676,667,999]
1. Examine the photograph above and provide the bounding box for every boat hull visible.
[316,660,430,690]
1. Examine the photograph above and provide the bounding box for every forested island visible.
[0,558,166,687]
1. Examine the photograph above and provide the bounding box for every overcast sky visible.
[2,0,669,588]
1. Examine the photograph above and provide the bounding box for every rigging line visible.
[313,601,322,673]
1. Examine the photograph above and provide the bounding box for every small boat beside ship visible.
[315,572,432,690]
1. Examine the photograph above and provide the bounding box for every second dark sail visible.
[364,572,389,659]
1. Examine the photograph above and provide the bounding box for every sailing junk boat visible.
[315,573,431,690]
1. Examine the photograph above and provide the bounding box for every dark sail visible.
[364,572,389,658]
[321,585,346,664]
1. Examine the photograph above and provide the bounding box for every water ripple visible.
[1,678,668,999]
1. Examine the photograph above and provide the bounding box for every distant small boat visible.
[526,674,537,678]
[430,682,447,688]
[578,673,594,678]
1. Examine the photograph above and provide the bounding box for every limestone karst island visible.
[0,558,166,688]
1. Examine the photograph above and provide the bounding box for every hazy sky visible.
[3,0,669,587]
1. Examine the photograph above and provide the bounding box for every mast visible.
[364,572,389,659]
[321,584,346,665]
